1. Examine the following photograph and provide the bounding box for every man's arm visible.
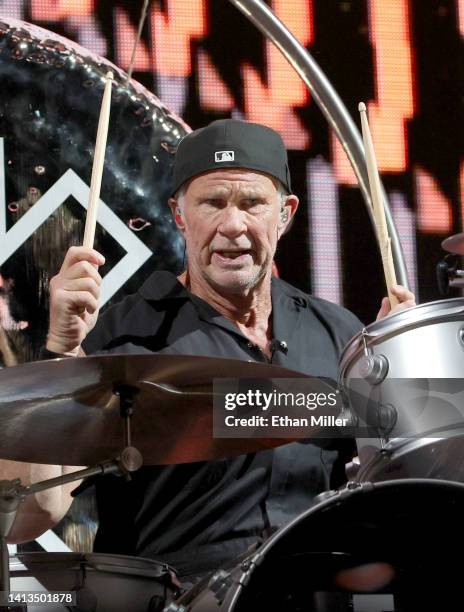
[1,461,81,543]
[5,246,105,542]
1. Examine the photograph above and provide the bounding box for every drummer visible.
[4,119,415,583]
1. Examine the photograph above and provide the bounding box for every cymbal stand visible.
[0,384,143,609]
[113,384,143,475]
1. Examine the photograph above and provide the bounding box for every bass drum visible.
[9,552,180,612]
[175,479,464,612]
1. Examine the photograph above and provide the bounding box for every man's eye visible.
[244,199,266,209]
[202,199,224,207]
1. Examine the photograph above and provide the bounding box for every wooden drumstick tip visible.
[358,102,367,113]
[105,71,114,80]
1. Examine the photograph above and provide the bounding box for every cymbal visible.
[0,353,315,466]
[442,233,464,255]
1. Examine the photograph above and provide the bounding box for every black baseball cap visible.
[170,119,292,197]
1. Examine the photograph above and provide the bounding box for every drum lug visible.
[238,553,264,587]
[208,569,233,604]
[358,354,389,385]
[458,325,464,347]
[339,481,375,497]
[358,329,389,384]
[345,455,361,480]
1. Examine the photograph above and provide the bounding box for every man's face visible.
[171,169,296,295]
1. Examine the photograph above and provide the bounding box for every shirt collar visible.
[138,270,307,342]
[138,270,243,339]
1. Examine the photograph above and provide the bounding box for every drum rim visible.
[10,551,176,578]
[356,433,464,481]
[182,479,464,609]
[339,297,464,372]
[218,478,464,610]
[246,477,464,565]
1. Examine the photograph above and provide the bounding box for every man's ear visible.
[278,194,299,237]
[168,197,185,234]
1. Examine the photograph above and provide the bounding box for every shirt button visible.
[247,342,253,349]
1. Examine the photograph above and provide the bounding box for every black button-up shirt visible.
[82,271,363,576]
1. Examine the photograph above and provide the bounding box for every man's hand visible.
[376,284,416,320]
[46,246,104,355]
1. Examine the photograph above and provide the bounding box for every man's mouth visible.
[214,250,251,259]
[212,250,253,265]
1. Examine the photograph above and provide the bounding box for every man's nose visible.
[217,206,247,237]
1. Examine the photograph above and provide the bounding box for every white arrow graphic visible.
[0,138,153,306]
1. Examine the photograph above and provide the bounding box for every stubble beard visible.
[202,255,271,296]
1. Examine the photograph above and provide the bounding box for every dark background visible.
[3,0,464,324]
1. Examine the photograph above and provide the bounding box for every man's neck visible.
[177,269,273,356]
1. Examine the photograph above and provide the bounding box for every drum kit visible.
[174,232,464,611]
[0,7,463,609]
[2,227,464,611]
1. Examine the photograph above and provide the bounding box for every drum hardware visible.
[0,384,145,608]
[358,330,389,386]
[459,325,464,347]
[437,233,464,294]
[113,384,143,474]
[442,232,464,256]
[0,354,309,466]
[175,479,464,611]
[436,254,464,295]
[66,558,171,612]
[375,403,397,443]
[357,354,388,385]
[311,481,373,507]
[335,480,373,499]
[69,559,99,612]
[344,456,361,480]
[339,298,464,483]
[8,553,179,612]
[336,387,358,431]
[208,570,233,605]
[360,387,397,446]
[0,354,311,606]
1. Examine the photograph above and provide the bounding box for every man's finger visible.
[67,291,99,315]
[392,299,416,312]
[376,297,391,320]
[391,284,416,304]
[65,260,103,285]
[63,278,101,301]
[60,246,105,273]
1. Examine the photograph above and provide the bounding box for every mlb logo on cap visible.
[215,150,235,162]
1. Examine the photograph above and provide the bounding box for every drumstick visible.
[358,102,399,308]
[0,325,17,367]
[83,71,114,249]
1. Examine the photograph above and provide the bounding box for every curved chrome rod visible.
[228,0,408,287]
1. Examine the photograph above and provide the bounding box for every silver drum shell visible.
[339,298,464,482]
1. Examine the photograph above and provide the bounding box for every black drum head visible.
[190,479,464,611]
